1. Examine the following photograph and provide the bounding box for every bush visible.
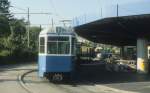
[0,48,38,65]
[0,50,10,57]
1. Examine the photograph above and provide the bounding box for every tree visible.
[0,16,10,37]
[29,26,41,52]
[0,0,11,36]
[8,18,27,54]
[0,0,11,19]
[0,1,40,62]
[0,0,11,51]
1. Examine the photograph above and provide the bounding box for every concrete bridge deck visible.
[73,1,150,74]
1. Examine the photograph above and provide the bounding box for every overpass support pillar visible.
[120,46,124,59]
[137,38,149,74]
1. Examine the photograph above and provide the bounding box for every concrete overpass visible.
[75,14,150,46]
[73,1,150,74]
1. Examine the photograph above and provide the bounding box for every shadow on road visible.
[0,62,36,71]
[0,79,19,82]
[59,64,150,86]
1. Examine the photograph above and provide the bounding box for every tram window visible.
[58,42,70,54]
[58,37,69,41]
[47,36,70,54]
[48,37,69,41]
[47,42,57,54]
[48,37,57,41]
[40,37,45,53]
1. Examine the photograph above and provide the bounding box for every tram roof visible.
[39,26,75,36]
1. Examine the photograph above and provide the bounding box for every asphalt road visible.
[0,63,36,93]
[1,63,150,93]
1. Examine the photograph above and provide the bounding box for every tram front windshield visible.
[47,36,70,54]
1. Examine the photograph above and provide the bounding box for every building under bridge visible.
[73,1,150,74]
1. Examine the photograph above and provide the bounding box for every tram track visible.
[18,67,137,93]
[0,64,148,93]
[18,69,37,93]
[20,69,98,93]
[20,69,80,93]
[19,69,113,93]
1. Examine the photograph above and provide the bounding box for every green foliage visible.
[0,50,10,56]
[0,0,11,52]
[0,0,13,20]
[0,18,27,54]
[29,26,41,52]
[0,0,10,13]
[0,16,10,37]
[10,19,27,48]
[0,1,40,64]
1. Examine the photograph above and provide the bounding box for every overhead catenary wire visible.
[0,10,53,47]
[0,12,52,15]
[97,0,103,18]
[49,0,57,15]
[49,0,66,20]
[10,5,27,12]
[119,7,142,15]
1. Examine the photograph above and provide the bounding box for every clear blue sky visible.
[9,0,150,27]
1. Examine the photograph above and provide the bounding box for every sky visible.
[9,0,150,28]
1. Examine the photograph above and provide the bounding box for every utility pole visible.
[51,18,54,32]
[117,4,119,17]
[101,7,103,18]
[40,25,42,31]
[60,20,71,27]
[51,18,54,28]
[27,7,30,47]
[99,0,103,18]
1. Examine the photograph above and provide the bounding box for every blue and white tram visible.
[38,27,76,81]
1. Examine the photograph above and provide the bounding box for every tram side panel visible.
[45,56,73,72]
[38,55,46,77]
[38,55,75,77]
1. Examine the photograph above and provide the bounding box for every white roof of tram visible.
[39,26,75,36]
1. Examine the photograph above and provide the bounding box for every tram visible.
[38,26,76,81]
